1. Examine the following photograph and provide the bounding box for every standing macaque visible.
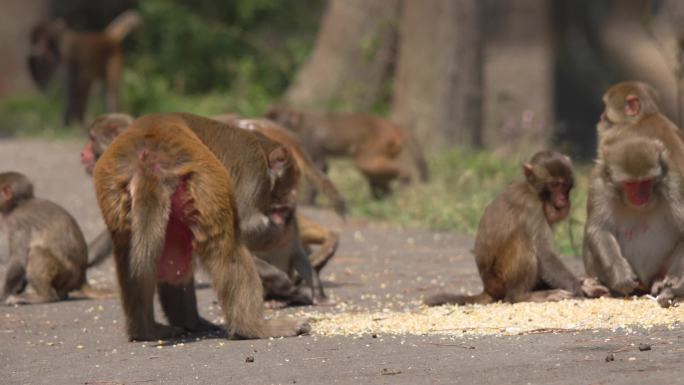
[0,172,112,305]
[597,81,684,173]
[224,116,344,305]
[265,104,429,200]
[583,138,684,307]
[218,115,347,216]
[425,151,608,306]
[82,113,340,306]
[93,112,311,340]
[28,10,141,125]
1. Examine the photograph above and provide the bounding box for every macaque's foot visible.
[129,323,185,342]
[581,278,610,298]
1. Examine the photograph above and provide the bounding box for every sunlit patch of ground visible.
[294,297,684,337]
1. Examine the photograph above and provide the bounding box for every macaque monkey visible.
[224,116,344,305]
[93,112,310,341]
[28,10,141,125]
[583,137,684,307]
[82,113,340,306]
[0,172,112,305]
[216,115,347,216]
[598,81,684,173]
[265,104,429,200]
[254,215,338,305]
[425,151,608,306]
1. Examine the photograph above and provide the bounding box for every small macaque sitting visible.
[583,137,684,307]
[0,172,112,305]
[425,151,608,306]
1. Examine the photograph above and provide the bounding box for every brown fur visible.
[265,104,429,200]
[425,151,608,306]
[598,81,684,175]
[0,172,113,305]
[212,115,340,305]
[81,113,338,306]
[28,11,140,125]
[583,137,684,307]
[214,115,347,217]
[93,112,309,341]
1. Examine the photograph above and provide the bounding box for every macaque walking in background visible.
[28,10,141,125]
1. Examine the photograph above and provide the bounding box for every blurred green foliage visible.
[327,148,589,257]
[0,0,323,134]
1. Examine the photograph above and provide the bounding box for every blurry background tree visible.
[1,0,683,156]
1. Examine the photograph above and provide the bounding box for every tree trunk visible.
[391,0,484,150]
[481,0,554,153]
[284,0,400,111]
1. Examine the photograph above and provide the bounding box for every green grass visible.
[326,148,590,257]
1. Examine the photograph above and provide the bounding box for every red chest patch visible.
[157,183,194,283]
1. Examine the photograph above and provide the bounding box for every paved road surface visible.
[0,139,682,385]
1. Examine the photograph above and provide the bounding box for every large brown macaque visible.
[81,113,338,306]
[93,112,311,341]
[425,151,608,306]
[0,172,112,305]
[265,105,430,200]
[597,81,684,172]
[28,10,141,125]
[583,138,684,307]
[215,115,347,216]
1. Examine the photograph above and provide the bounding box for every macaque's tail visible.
[78,281,117,299]
[404,128,430,182]
[424,291,493,306]
[86,231,113,268]
[105,10,142,42]
[129,172,172,279]
[293,148,347,218]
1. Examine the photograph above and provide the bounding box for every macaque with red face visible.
[584,137,684,307]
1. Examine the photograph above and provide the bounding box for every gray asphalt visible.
[0,139,682,385]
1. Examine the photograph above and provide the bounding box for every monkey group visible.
[10,11,684,341]
[427,81,684,309]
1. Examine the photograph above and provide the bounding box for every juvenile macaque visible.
[0,172,112,305]
[28,10,141,125]
[82,113,339,306]
[425,151,608,306]
[265,104,429,200]
[598,81,684,173]
[93,112,310,341]
[583,137,684,307]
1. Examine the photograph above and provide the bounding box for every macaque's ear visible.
[523,163,535,179]
[1,185,12,201]
[268,146,290,173]
[625,95,640,117]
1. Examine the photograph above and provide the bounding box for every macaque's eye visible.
[548,181,563,190]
